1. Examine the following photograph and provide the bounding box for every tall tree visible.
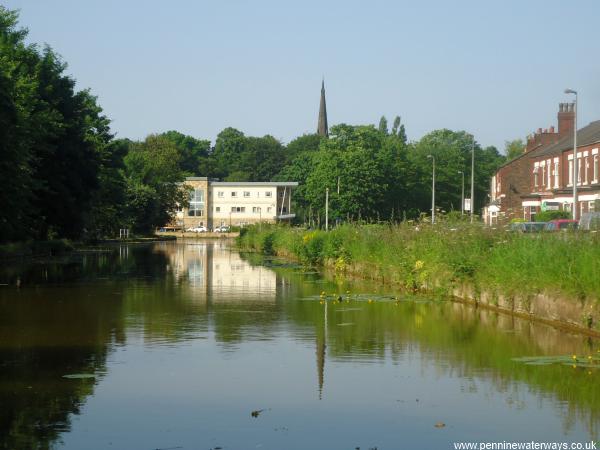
[159,130,210,176]
[0,7,112,241]
[0,7,37,241]
[409,130,504,215]
[504,139,524,161]
[123,135,186,232]
[378,116,388,135]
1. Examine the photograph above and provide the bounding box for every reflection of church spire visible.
[316,301,327,399]
[317,79,329,137]
[317,333,326,399]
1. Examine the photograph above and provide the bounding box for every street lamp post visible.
[458,170,465,216]
[470,137,475,224]
[565,89,578,220]
[427,155,436,224]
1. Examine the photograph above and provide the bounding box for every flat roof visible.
[210,181,298,187]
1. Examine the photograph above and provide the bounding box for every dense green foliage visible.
[0,8,187,241]
[534,210,570,222]
[238,223,600,306]
[505,138,525,160]
[0,8,112,241]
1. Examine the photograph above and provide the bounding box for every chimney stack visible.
[558,102,575,137]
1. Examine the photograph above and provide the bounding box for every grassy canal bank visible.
[238,223,600,334]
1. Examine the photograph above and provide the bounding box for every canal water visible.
[0,240,598,450]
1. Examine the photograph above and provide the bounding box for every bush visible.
[534,210,570,222]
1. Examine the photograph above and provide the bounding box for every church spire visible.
[317,79,328,137]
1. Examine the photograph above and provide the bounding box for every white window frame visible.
[231,191,237,197]
[568,156,574,186]
[243,191,251,198]
[265,191,272,197]
[553,158,559,188]
[217,191,224,198]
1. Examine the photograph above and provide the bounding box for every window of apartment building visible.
[252,207,261,213]
[589,201,595,212]
[230,206,245,213]
[553,160,559,188]
[584,156,589,184]
[267,207,272,213]
[265,191,272,197]
[244,191,251,197]
[533,166,539,187]
[188,189,204,216]
[578,157,583,185]
[546,159,551,187]
[594,154,599,183]
[217,191,224,198]
[215,207,220,212]
[231,191,237,197]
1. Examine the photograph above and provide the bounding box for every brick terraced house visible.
[486,103,600,224]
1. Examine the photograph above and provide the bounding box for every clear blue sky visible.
[5,0,600,151]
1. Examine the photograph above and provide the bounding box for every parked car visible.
[214,225,230,233]
[510,222,547,233]
[187,226,207,233]
[544,219,578,231]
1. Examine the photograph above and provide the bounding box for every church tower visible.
[317,79,328,137]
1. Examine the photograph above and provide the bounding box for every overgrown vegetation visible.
[238,222,600,302]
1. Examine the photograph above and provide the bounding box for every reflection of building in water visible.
[155,241,278,301]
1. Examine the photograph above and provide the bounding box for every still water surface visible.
[0,240,598,450]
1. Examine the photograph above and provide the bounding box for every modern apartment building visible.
[175,177,298,230]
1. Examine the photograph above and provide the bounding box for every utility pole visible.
[459,171,465,216]
[325,188,329,231]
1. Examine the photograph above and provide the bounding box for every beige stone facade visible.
[174,177,298,230]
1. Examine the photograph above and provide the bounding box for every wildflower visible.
[414,260,424,270]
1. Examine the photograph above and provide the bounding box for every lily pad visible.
[337,322,355,327]
[512,355,600,367]
[62,373,96,379]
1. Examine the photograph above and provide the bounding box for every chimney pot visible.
[537,128,542,134]
[550,126,555,133]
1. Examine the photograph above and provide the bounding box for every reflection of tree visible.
[0,243,168,449]
[0,286,126,450]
